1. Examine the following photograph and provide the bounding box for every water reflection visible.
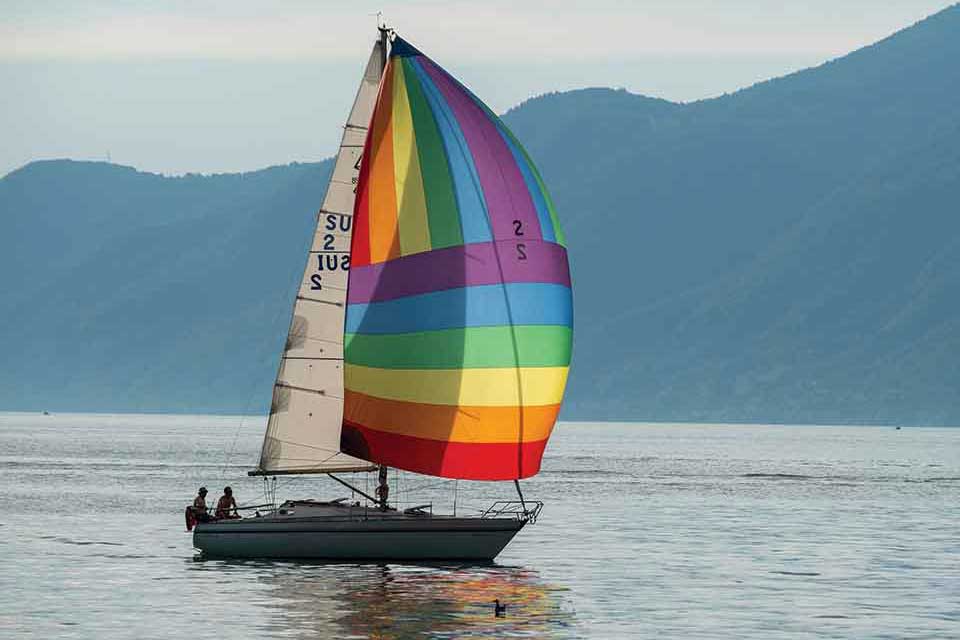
[194,561,576,638]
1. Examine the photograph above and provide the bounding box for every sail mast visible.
[379,25,389,69]
[373,24,393,505]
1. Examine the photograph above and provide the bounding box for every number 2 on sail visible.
[513,219,527,261]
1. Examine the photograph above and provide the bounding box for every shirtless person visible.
[215,486,240,519]
[192,487,211,522]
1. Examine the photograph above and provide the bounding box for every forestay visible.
[342,37,573,481]
[254,40,385,475]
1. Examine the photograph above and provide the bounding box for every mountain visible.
[2,5,959,423]
[503,5,960,425]
[0,160,331,413]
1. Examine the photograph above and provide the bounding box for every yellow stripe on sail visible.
[391,61,432,256]
[345,364,569,407]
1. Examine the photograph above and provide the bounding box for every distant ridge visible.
[1,159,332,414]
[503,3,960,425]
[2,5,960,424]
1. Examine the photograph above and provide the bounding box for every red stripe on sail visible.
[341,421,549,480]
[351,107,375,267]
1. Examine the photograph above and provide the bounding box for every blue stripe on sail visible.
[390,37,423,58]
[346,283,572,335]
[408,58,491,245]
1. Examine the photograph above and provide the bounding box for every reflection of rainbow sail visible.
[258,563,573,638]
[343,37,572,480]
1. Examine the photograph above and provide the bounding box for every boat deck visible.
[241,499,449,523]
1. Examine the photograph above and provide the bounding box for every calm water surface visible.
[1,414,958,638]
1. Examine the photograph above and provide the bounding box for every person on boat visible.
[215,486,240,519]
[192,487,212,522]
[185,486,212,530]
[375,466,389,511]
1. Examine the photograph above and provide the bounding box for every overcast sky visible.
[2,1,954,175]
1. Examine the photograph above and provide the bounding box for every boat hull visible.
[193,515,525,560]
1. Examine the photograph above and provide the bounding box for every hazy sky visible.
[2,1,954,175]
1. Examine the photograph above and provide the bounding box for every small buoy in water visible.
[493,599,507,617]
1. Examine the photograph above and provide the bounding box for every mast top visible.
[378,22,395,62]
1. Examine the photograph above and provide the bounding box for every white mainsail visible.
[254,39,384,474]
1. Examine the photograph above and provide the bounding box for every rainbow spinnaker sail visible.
[341,36,572,480]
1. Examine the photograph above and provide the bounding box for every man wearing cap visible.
[192,487,212,523]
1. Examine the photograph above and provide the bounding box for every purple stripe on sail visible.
[418,57,543,242]
[347,241,570,304]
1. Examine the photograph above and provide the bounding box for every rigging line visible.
[272,474,306,496]
[264,470,344,504]
[328,473,379,504]
[259,437,347,456]
[219,413,253,480]
[401,476,449,490]
[400,478,450,494]
[220,239,306,479]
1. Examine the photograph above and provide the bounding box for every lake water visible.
[1,414,957,638]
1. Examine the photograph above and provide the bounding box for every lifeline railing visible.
[480,500,544,523]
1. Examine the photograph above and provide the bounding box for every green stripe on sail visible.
[344,325,572,369]
[401,57,463,249]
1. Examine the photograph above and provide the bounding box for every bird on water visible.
[493,599,507,617]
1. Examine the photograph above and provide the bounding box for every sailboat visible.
[192,27,572,560]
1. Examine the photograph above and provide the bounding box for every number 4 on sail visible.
[190,26,572,561]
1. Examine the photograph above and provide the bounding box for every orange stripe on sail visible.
[344,390,560,444]
[367,62,401,263]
